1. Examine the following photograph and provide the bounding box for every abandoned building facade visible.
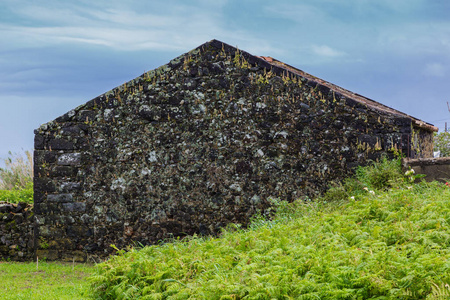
[32,39,437,261]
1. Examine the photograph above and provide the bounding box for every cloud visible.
[262,1,450,63]
[311,45,345,58]
[0,1,276,55]
[423,63,446,77]
[263,2,323,21]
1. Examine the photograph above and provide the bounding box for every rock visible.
[0,204,14,213]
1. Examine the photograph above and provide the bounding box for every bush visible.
[434,132,450,157]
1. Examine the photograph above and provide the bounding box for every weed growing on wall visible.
[0,150,33,204]
[89,159,450,299]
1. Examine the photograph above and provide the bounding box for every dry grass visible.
[0,151,33,190]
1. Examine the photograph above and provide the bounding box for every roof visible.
[206,39,437,132]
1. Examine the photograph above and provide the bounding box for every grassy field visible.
[0,261,95,299]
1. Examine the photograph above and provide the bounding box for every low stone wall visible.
[402,157,450,182]
[0,202,34,261]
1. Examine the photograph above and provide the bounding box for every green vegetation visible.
[434,132,450,157]
[89,158,450,299]
[0,181,33,204]
[0,261,95,300]
[0,151,33,204]
[321,156,421,203]
[2,156,448,299]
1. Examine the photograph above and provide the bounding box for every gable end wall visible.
[33,41,434,260]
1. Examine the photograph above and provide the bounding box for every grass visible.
[0,151,33,204]
[0,261,95,300]
[0,151,33,190]
[89,158,450,299]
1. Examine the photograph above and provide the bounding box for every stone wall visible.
[0,202,34,261]
[33,40,435,261]
[403,157,450,182]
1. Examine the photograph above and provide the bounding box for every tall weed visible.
[0,150,33,190]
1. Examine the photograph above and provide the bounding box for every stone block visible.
[77,110,97,123]
[57,153,82,166]
[0,204,14,213]
[48,138,74,150]
[49,166,77,178]
[34,134,45,150]
[59,182,81,192]
[13,213,24,224]
[74,137,90,150]
[47,193,74,203]
[33,165,47,178]
[62,202,86,212]
[39,226,64,238]
[48,238,74,250]
[34,177,56,194]
[67,225,92,238]
[35,216,45,225]
[61,125,82,135]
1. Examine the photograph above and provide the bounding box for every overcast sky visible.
[1,0,449,163]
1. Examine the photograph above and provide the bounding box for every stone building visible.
[33,39,437,261]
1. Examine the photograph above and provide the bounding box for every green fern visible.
[89,178,450,299]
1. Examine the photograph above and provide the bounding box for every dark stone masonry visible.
[30,39,436,261]
[0,202,34,261]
